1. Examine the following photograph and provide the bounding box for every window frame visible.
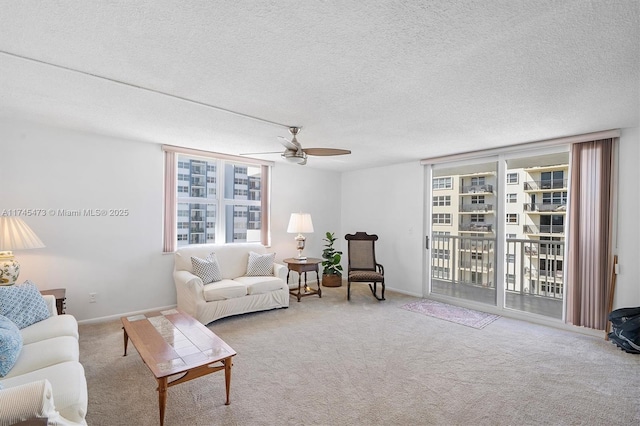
[162,145,272,252]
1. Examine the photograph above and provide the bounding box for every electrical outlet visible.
[89,292,97,303]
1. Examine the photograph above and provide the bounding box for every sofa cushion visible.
[1,361,88,424]
[2,336,79,379]
[191,253,222,284]
[0,281,50,329]
[0,315,22,377]
[246,252,275,276]
[21,314,79,345]
[234,276,285,295]
[202,280,247,301]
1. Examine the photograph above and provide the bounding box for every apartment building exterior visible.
[176,156,262,247]
[431,162,568,317]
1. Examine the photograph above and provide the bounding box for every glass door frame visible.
[423,145,571,321]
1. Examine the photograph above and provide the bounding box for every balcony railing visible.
[460,223,493,232]
[461,184,494,194]
[523,179,568,191]
[523,203,567,213]
[431,235,564,300]
[523,224,564,234]
[459,204,494,212]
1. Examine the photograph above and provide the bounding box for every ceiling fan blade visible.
[239,151,282,156]
[303,148,351,156]
[277,136,300,151]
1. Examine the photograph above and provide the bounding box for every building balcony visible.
[459,261,493,272]
[523,203,567,213]
[460,184,493,194]
[459,204,494,213]
[523,224,564,235]
[523,179,568,191]
[460,223,493,233]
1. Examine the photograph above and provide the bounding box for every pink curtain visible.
[566,139,615,330]
[163,151,177,253]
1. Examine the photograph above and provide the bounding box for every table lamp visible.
[0,217,46,285]
[287,213,314,260]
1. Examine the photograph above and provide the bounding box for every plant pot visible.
[322,274,342,287]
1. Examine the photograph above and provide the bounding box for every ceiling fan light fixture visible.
[282,150,307,164]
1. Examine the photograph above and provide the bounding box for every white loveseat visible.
[0,295,88,425]
[174,243,290,325]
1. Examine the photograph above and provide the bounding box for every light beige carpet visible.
[80,286,640,426]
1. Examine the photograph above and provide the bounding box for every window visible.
[471,252,483,260]
[506,233,516,239]
[506,254,515,263]
[163,147,271,252]
[470,214,485,223]
[432,213,452,224]
[433,177,452,190]
[433,231,451,236]
[471,195,485,204]
[470,177,486,186]
[542,192,567,205]
[507,274,516,284]
[432,249,450,260]
[506,213,518,224]
[433,195,451,206]
[507,193,517,203]
[507,173,518,184]
[432,266,450,279]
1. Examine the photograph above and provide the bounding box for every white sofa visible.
[0,295,87,425]
[174,243,290,325]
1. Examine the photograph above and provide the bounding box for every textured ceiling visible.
[0,1,638,171]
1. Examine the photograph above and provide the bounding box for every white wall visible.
[341,162,425,297]
[614,126,640,309]
[0,119,340,321]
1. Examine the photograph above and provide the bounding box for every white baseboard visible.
[77,304,178,325]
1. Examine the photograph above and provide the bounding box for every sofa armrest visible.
[41,295,58,317]
[173,270,205,316]
[0,380,84,426]
[273,263,288,282]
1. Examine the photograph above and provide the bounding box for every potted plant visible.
[321,232,343,287]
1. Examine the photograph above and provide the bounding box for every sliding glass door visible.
[426,148,570,320]
[429,160,498,306]
[503,152,568,319]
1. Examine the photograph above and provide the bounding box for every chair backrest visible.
[345,232,379,271]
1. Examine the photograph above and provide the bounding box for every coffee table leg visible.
[158,377,168,426]
[123,327,128,356]
[224,358,232,405]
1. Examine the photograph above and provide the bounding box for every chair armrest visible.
[0,380,83,426]
[41,295,58,317]
[376,263,384,275]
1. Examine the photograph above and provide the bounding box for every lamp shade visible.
[287,213,314,234]
[0,217,46,251]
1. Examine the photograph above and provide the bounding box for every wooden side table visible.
[40,288,66,315]
[284,258,322,302]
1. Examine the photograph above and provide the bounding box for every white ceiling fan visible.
[242,127,351,165]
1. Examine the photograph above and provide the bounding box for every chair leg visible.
[368,282,385,301]
[347,281,351,301]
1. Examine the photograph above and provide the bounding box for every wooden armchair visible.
[344,232,385,301]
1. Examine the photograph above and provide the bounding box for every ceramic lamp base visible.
[0,251,19,286]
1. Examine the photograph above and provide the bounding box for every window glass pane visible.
[225,204,262,243]
[177,202,216,247]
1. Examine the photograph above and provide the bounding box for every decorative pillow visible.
[0,281,50,329]
[191,253,222,284]
[246,252,275,276]
[0,314,23,377]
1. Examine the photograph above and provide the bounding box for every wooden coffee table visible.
[121,309,236,426]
